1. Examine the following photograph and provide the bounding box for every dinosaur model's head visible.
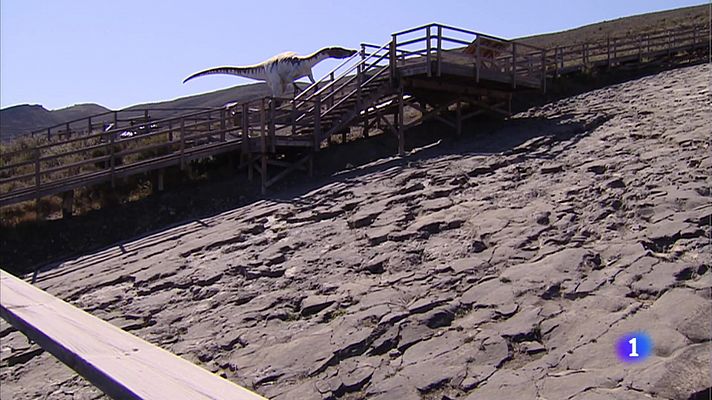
[323,47,358,59]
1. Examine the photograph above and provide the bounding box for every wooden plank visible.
[0,270,267,400]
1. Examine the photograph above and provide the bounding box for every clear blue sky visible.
[0,0,707,110]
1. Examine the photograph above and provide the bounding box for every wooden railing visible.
[0,270,268,400]
[25,107,215,142]
[2,22,708,206]
[389,23,548,89]
[545,24,710,75]
[1,105,250,206]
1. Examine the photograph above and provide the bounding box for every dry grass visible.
[0,130,176,226]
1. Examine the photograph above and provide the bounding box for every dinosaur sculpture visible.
[183,47,357,98]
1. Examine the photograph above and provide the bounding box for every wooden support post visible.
[156,169,165,192]
[65,123,71,139]
[87,117,92,135]
[168,121,174,141]
[261,154,267,195]
[363,108,370,138]
[144,109,149,124]
[248,154,254,182]
[61,190,74,219]
[113,111,118,130]
[455,100,462,137]
[397,87,405,156]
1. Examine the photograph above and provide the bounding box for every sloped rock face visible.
[1,64,710,400]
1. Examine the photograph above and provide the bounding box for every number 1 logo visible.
[617,332,652,363]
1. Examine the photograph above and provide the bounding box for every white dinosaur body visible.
[184,47,356,98]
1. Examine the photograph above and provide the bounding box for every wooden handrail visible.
[0,270,268,400]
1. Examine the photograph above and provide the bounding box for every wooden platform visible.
[0,270,267,400]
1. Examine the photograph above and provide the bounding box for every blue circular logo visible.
[616,332,653,363]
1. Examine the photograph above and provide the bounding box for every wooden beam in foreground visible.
[0,270,267,400]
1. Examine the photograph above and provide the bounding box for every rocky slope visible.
[1,63,710,400]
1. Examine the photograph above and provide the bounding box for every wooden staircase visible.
[1,22,708,207]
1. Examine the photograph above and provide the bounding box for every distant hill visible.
[122,82,277,120]
[0,103,110,142]
[517,4,708,49]
[0,82,279,142]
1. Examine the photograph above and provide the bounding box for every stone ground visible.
[1,63,711,400]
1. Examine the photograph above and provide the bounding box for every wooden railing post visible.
[437,25,442,77]
[390,34,397,82]
[329,72,335,108]
[268,99,276,153]
[34,148,41,195]
[65,123,71,139]
[313,97,321,151]
[540,51,546,93]
[291,98,297,136]
[109,130,116,187]
[241,104,249,157]
[179,118,185,170]
[357,49,363,108]
[606,37,611,68]
[33,147,42,219]
[426,25,432,77]
[397,86,404,156]
[582,43,587,69]
[476,35,481,83]
[47,128,51,141]
[511,42,517,89]
[260,99,268,194]
[220,109,226,142]
[87,117,92,135]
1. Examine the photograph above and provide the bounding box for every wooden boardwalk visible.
[1,23,709,205]
[0,269,267,400]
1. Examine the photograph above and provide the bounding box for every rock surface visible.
[1,64,711,400]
